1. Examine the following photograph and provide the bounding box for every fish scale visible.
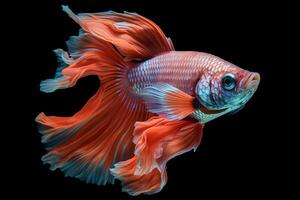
[127,51,232,95]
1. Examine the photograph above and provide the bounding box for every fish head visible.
[195,60,260,120]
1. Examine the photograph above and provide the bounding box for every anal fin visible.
[111,116,203,195]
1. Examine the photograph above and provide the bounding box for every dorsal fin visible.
[62,5,174,62]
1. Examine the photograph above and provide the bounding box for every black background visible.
[6,0,296,199]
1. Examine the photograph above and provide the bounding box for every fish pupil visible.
[225,78,232,84]
[222,74,236,90]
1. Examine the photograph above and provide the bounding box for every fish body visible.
[36,6,260,196]
[128,51,259,123]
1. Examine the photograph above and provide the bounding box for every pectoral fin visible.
[141,83,195,120]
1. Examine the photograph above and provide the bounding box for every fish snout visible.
[244,72,260,90]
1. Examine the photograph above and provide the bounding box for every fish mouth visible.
[244,72,260,91]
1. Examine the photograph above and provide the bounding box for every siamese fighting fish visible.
[36,6,260,196]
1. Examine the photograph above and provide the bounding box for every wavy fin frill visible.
[62,5,174,62]
[111,116,203,195]
[37,6,177,193]
[36,31,150,184]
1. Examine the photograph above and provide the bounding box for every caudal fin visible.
[36,31,147,185]
[37,6,174,187]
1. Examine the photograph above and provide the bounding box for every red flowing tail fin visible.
[36,32,149,185]
[36,6,174,187]
[110,117,203,195]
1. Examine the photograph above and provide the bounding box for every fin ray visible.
[37,27,150,186]
[62,5,174,62]
[111,116,203,194]
[141,83,195,120]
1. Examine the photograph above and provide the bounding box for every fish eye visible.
[222,74,236,91]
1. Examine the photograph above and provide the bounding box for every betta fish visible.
[36,5,260,196]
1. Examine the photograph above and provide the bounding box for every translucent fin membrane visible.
[111,116,203,195]
[111,157,166,196]
[37,5,177,193]
[36,30,150,185]
[40,49,74,93]
[141,83,195,121]
[62,5,174,62]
